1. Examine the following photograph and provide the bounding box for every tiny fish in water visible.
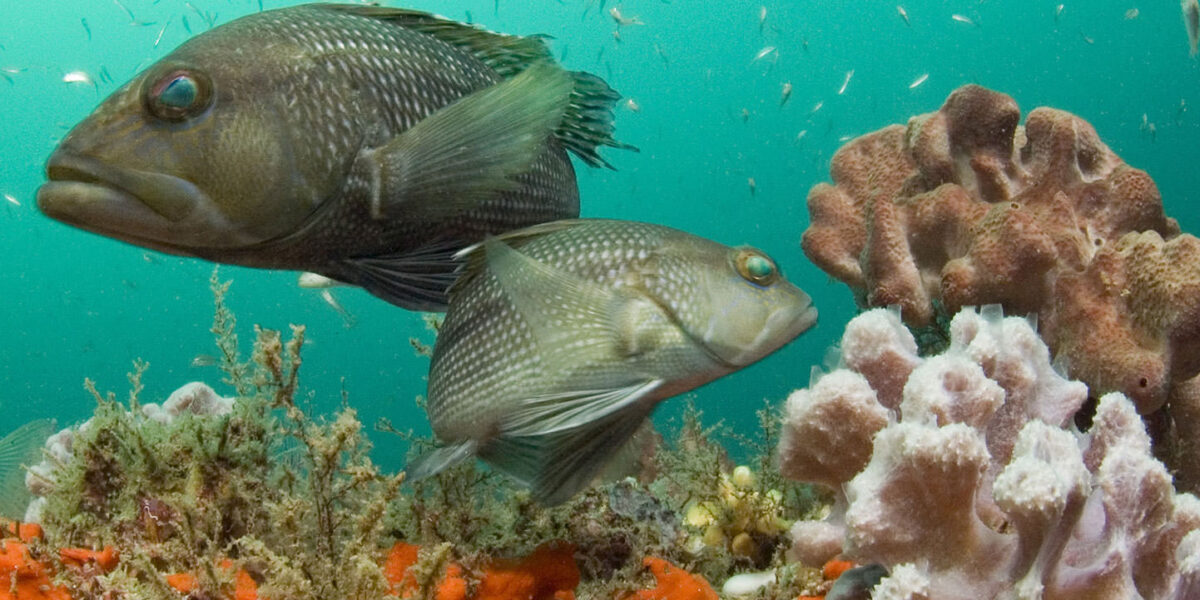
[652,43,669,66]
[407,219,817,504]
[81,18,92,40]
[909,73,929,88]
[624,98,641,112]
[758,6,767,34]
[780,82,793,106]
[1055,4,1065,22]
[795,129,808,142]
[112,0,136,23]
[897,5,910,26]
[609,7,643,26]
[320,289,357,328]
[838,69,854,95]
[1124,8,1139,20]
[753,45,777,62]
[37,5,630,312]
[811,100,824,113]
[190,354,218,368]
[747,177,757,196]
[154,18,171,48]
[952,14,977,27]
[1184,0,1200,56]
[3,193,18,207]
[298,271,343,289]
[62,70,97,93]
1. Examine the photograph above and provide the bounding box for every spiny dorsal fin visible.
[319,4,554,77]
[319,4,634,168]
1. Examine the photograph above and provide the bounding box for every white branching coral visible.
[779,307,1200,599]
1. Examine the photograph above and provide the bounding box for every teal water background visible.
[2,0,1197,470]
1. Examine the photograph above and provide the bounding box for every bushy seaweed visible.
[36,271,830,598]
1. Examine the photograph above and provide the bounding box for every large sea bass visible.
[37,4,627,310]
[410,219,818,504]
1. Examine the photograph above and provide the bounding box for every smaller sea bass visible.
[410,219,817,504]
[38,4,627,311]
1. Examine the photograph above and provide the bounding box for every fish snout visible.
[701,286,817,368]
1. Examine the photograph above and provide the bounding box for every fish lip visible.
[38,153,203,253]
[43,152,203,222]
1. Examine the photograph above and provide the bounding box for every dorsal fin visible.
[319,4,555,77]
[318,4,634,168]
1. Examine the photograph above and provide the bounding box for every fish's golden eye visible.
[143,68,213,122]
[734,248,779,286]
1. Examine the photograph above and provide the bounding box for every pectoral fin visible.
[0,419,54,519]
[360,61,572,222]
[482,380,662,505]
[483,236,630,370]
[403,439,479,483]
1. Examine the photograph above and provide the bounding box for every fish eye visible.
[143,68,213,122]
[734,248,779,286]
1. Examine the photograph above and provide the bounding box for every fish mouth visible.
[38,153,214,251]
[704,291,818,368]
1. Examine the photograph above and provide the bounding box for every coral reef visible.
[800,85,1200,454]
[779,307,1200,599]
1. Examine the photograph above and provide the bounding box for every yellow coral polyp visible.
[702,524,727,547]
[731,465,756,489]
[730,532,756,558]
[684,501,719,528]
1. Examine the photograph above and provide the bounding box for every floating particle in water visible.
[748,177,757,196]
[898,5,910,26]
[1125,8,1139,20]
[624,98,640,112]
[780,82,793,106]
[909,73,929,89]
[3,193,19,207]
[811,100,824,114]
